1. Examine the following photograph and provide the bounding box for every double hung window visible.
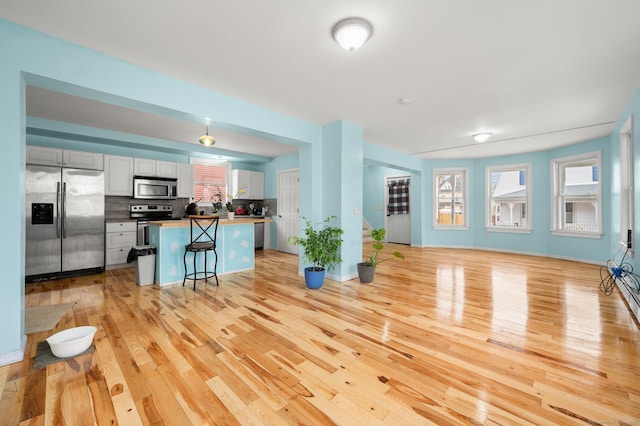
[433,168,468,228]
[551,151,601,237]
[191,159,231,207]
[486,164,531,232]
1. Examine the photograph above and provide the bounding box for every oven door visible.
[137,221,149,245]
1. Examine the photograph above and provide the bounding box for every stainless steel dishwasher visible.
[254,222,264,249]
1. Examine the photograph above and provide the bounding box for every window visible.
[551,151,601,237]
[433,168,468,228]
[190,158,231,207]
[486,163,531,232]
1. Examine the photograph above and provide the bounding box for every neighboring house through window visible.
[551,151,601,237]
[433,168,468,228]
[486,163,531,232]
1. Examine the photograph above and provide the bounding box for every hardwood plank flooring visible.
[3,246,640,425]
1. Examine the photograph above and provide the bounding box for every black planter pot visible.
[357,262,376,283]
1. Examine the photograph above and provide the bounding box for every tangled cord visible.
[600,248,640,296]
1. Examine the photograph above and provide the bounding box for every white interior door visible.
[277,169,299,254]
[385,176,411,244]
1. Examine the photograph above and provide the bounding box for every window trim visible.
[433,167,469,230]
[485,163,532,234]
[550,151,602,238]
[189,157,232,206]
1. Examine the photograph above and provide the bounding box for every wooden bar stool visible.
[183,215,219,290]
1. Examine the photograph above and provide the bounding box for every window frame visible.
[485,163,532,234]
[550,151,602,238]
[190,157,232,207]
[433,168,469,229]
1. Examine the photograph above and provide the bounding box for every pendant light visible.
[199,126,215,146]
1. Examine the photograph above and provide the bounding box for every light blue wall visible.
[421,139,611,262]
[0,19,325,360]
[363,165,412,229]
[2,17,638,363]
[262,152,299,248]
[610,83,640,267]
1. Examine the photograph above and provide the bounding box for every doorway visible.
[277,169,299,254]
[385,176,411,244]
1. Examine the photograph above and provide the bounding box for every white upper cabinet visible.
[177,163,194,198]
[134,158,177,178]
[104,155,134,196]
[232,170,264,200]
[133,158,155,176]
[156,160,177,178]
[27,146,103,170]
[26,146,62,166]
[63,150,104,170]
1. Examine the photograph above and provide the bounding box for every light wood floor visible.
[3,246,640,425]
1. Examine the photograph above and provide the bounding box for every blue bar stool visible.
[183,215,219,290]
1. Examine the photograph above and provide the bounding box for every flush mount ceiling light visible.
[198,126,215,146]
[473,132,493,143]
[332,18,372,51]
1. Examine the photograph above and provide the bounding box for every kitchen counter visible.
[148,216,271,227]
[147,216,272,286]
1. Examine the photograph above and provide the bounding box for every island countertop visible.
[149,217,272,227]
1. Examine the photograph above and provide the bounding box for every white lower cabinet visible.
[105,221,137,268]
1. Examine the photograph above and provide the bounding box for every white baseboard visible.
[0,335,26,367]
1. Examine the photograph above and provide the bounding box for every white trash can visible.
[130,245,156,286]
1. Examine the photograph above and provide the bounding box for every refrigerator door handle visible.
[56,181,61,238]
[61,182,67,239]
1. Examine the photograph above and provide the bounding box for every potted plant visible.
[357,228,405,283]
[289,215,344,289]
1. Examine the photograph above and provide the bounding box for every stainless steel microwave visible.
[133,176,178,200]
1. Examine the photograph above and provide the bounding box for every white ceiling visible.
[3,0,640,159]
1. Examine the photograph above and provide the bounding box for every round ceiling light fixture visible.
[332,18,372,51]
[473,132,493,143]
[198,126,215,146]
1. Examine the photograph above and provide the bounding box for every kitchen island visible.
[148,217,272,286]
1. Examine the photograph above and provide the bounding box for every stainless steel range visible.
[130,204,174,245]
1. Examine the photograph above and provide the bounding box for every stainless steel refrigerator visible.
[26,165,105,280]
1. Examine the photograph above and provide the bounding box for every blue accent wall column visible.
[0,46,26,361]
[322,121,363,280]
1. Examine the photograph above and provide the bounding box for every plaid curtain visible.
[387,178,410,215]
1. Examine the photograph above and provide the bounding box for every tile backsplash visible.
[105,196,191,220]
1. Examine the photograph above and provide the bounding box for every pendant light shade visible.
[332,18,372,51]
[199,126,215,146]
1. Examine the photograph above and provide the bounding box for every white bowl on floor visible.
[46,326,97,358]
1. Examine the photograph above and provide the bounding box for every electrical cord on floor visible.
[600,247,640,296]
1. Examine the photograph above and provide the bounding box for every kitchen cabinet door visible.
[232,170,264,199]
[63,150,104,170]
[250,171,264,200]
[26,146,63,166]
[105,221,137,267]
[134,158,156,176]
[156,160,177,178]
[133,158,177,178]
[177,163,194,198]
[105,155,134,196]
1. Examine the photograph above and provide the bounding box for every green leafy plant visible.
[225,188,246,212]
[364,228,405,267]
[289,216,344,271]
